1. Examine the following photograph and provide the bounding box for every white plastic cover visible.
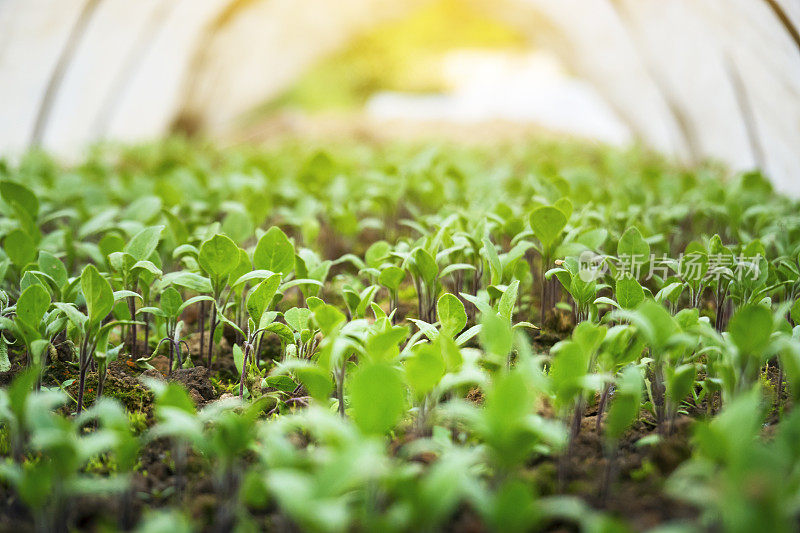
[0,0,797,194]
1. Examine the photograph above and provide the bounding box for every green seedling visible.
[137,286,213,375]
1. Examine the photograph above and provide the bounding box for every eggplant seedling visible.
[197,234,239,369]
[529,204,568,323]
[55,265,134,414]
[136,286,214,375]
[108,225,164,358]
[235,273,282,398]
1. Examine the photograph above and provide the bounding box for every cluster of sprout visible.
[0,140,799,530]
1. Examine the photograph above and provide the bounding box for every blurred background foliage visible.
[268,0,526,112]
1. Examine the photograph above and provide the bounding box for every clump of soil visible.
[141,365,218,407]
[62,361,155,415]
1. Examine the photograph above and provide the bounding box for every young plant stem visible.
[413,277,423,322]
[199,300,206,361]
[168,335,175,377]
[599,445,618,505]
[178,341,189,370]
[336,363,346,417]
[214,468,239,531]
[653,363,667,435]
[76,367,86,415]
[416,395,432,436]
[390,289,398,325]
[570,397,585,451]
[118,487,135,531]
[255,333,264,367]
[559,398,585,489]
[596,383,612,434]
[239,345,251,399]
[76,336,90,415]
[96,364,106,399]
[235,299,244,347]
[174,442,187,504]
[127,296,137,358]
[144,315,150,354]
[207,304,217,369]
[540,252,550,325]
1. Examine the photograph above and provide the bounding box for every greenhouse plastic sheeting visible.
[0,0,798,194]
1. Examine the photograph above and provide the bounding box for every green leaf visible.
[228,248,252,295]
[221,204,253,244]
[177,295,215,315]
[481,237,503,286]
[246,274,281,323]
[123,196,162,223]
[480,312,513,357]
[481,479,539,533]
[160,287,183,318]
[378,266,405,291]
[231,269,277,288]
[198,234,239,281]
[438,334,463,371]
[148,380,196,414]
[233,344,244,376]
[497,280,519,321]
[113,290,142,302]
[616,276,645,309]
[162,272,212,293]
[409,248,438,287]
[265,375,298,393]
[294,366,333,402]
[437,293,467,337]
[355,285,379,319]
[617,300,677,353]
[124,225,164,262]
[549,340,590,410]
[20,271,45,293]
[791,299,800,325]
[529,206,567,250]
[728,304,772,355]
[349,363,406,435]
[278,278,322,292]
[572,321,606,354]
[5,229,35,267]
[365,326,409,362]
[655,282,684,305]
[0,181,38,219]
[576,228,608,250]
[162,208,189,245]
[310,300,346,337]
[554,197,573,220]
[80,264,114,328]
[37,251,67,290]
[667,364,697,406]
[616,227,650,274]
[365,241,391,269]
[0,341,8,372]
[605,365,642,442]
[405,342,446,399]
[284,307,312,333]
[262,322,294,345]
[53,302,88,329]
[131,260,162,278]
[253,226,294,276]
[439,263,476,279]
[16,284,50,331]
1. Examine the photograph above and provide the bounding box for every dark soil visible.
[550,413,697,530]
